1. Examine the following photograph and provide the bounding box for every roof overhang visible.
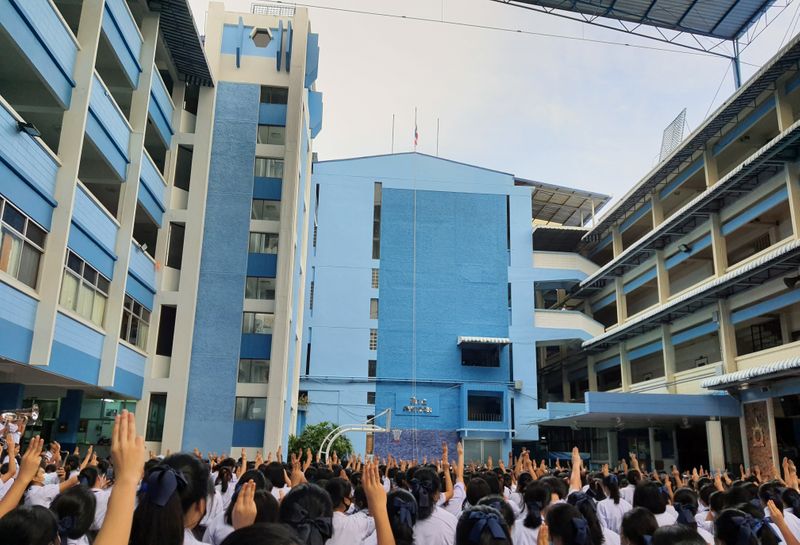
[532,392,741,429]
[157,0,214,87]
[517,178,610,227]
[702,357,800,390]
[458,336,512,346]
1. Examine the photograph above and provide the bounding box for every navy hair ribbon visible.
[526,499,543,523]
[731,514,782,545]
[607,474,619,486]
[287,503,333,545]
[467,510,506,544]
[642,535,653,545]
[675,502,696,526]
[393,496,417,528]
[572,517,590,545]
[410,478,432,508]
[141,465,187,507]
[570,492,597,513]
[57,515,76,539]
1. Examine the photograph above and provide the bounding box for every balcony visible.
[87,73,131,181]
[113,343,145,399]
[149,67,174,147]
[533,251,599,282]
[128,241,156,309]
[100,0,143,87]
[139,151,167,226]
[71,182,119,259]
[675,363,723,394]
[534,309,605,341]
[461,387,509,433]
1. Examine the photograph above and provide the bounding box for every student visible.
[596,474,632,534]
[620,507,658,545]
[410,467,458,545]
[620,471,640,506]
[546,503,603,545]
[326,477,375,545]
[50,486,97,545]
[384,488,417,545]
[650,524,706,545]
[455,505,512,545]
[0,504,59,545]
[279,483,334,545]
[129,453,212,545]
[512,481,551,545]
[477,494,515,530]
[205,470,271,545]
[25,464,78,507]
[569,491,620,545]
[759,481,800,537]
[672,487,713,544]
[78,465,110,530]
[632,481,675,526]
[714,507,781,545]
[219,523,304,545]
[511,472,534,510]
[265,461,291,501]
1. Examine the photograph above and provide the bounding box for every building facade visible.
[0,0,322,456]
[299,152,607,459]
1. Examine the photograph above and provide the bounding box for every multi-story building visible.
[0,0,322,456]
[533,34,800,474]
[299,152,608,459]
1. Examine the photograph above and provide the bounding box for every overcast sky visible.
[187,0,800,206]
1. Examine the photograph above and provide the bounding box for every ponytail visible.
[216,466,233,494]
[410,468,440,521]
[604,474,621,504]
[523,482,551,529]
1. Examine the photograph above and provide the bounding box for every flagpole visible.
[436,117,440,156]
[391,114,395,154]
[414,107,417,151]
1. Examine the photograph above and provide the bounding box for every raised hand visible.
[80,445,94,470]
[232,480,257,530]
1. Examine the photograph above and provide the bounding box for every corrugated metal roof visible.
[517,178,610,227]
[158,0,214,87]
[457,336,512,345]
[507,0,775,40]
[701,357,800,388]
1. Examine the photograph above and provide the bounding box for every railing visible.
[533,251,599,278]
[102,0,144,86]
[675,363,723,394]
[467,412,503,422]
[88,73,131,179]
[139,150,167,218]
[534,309,605,339]
[251,3,297,16]
[129,241,156,291]
[735,340,800,371]
[149,67,174,145]
[72,183,119,254]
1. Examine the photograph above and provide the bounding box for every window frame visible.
[235,396,267,420]
[257,125,286,145]
[251,199,281,221]
[120,294,151,350]
[245,277,276,300]
[254,157,285,178]
[242,311,274,334]
[0,197,46,289]
[248,232,279,254]
[238,359,270,383]
[59,251,110,327]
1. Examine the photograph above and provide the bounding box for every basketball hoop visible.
[392,429,402,442]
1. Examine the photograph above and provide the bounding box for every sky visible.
[187,0,800,207]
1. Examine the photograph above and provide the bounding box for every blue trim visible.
[137,182,164,226]
[236,17,243,68]
[0,317,33,364]
[595,355,621,372]
[628,340,662,361]
[232,420,265,447]
[112,367,143,399]
[68,223,117,279]
[659,157,704,200]
[286,21,293,71]
[591,291,616,311]
[0,154,58,209]
[70,220,117,261]
[672,320,719,345]
[721,186,788,235]
[241,333,272,359]
[253,177,282,200]
[583,391,741,418]
[786,72,800,95]
[247,252,278,277]
[588,234,612,257]
[276,20,284,71]
[731,288,800,324]
[623,266,657,294]
[125,272,154,310]
[713,96,776,156]
[665,233,713,269]
[258,103,287,126]
[620,201,652,233]
[102,1,143,72]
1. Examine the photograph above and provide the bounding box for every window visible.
[245,277,276,300]
[59,251,109,327]
[145,394,167,442]
[368,359,377,378]
[257,125,285,145]
[309,280,314,310]
[166,223,185,269]
[0,198,46,288]
[369,329,378,351]
[235,397,267,420]
[367,392,376,405]
[251,200,281,221]
[370,298,379,320]
[238,359,270,383]
[156,305,176,357]
[248,232,279,254]
[254,157,284,178]
[120,295,151,350]
[461,345,501,367]
[372,183,382,259]
[260,86,289,104]
[242,312,274,334]
[371,268,379,289]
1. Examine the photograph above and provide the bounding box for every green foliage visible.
[288,421,354,459]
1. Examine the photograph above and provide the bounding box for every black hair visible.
[78,466,99,488]
[130,453,211,545]
[304,466,318,483]
[633,480,667,514]
[727,481,759,507]
[64,455,80,474]
[782,487,800,513]
[546,503,603,545]
[387,488,417,545]
[50,485,97,541]
[478,494,515,529]
[216,466,233,494]
[0,505,58,545]
[220,523,303,545]
[279,483,333,545]
[353,485,368,511]
[456,505,511,545]
[709,490,726,513]
[410,468,441,520]
[627,469,641,486]
[540,475,568,500]
[480,472,501,495]
[621,507,658,545]
[699,483,716,507]
[603,474,621,504]
[466,477,491,507]
[758,481,784,510]
[715,507,780,545]
[325,477,352,510]
[651,524,706,545]
[265,461,286,488]
[672,487,700,528]
[587,478,607,502]
[523,481,551,529]
[225,470,270,526]
[515,472,534,500]
[567,492,605,545]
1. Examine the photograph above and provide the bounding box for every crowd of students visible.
[1,412,799,545]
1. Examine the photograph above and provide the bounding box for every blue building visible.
[299,152,608,459]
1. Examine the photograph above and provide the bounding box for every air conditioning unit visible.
[514,380,523,391]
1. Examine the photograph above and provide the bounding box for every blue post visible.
[732,39,742,89]
[54,390,84,451]
[0,383,25,411]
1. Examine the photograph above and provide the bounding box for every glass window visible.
[0,198,46,289]
[120,294,150,350]
[248,232,279,254]
[242,312,274,334]
[254,157,284,178]
[371,268,379,289]
[368,360,377,378]
[260,86,289,104]
[235,397,267,420]
[369,329,377,351]
[367,392,376,405]
[245,277,276,300]
[145,394,167,442]
[251,199,281,221]
[370,298,379,320]
[166,223,185,269]
[257,125,286,145]
[238,359,270,383]
[59,251,109,327]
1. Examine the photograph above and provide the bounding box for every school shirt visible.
[0,478,13,501]
[202,512,234,545]
[695,511,714,534]
[24,483,60,507]
[767,507,800,538]
[66,536,90,545]
[271,484,291,501]
[511,519,540,545]
[696,526,714,544]
[596,497,633,534]
[413,505,458,545]
[216,482,236,511]
[91,488,111,530]
[438,481,466,518]
[184,528,210,545]
[603,527,622,545]
[200,491,225,528]
[327,510,376,545]
[620,484,636,505]
[654,510,678,527]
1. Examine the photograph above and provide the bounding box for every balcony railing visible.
[139,150,167,225]
[533,251,599,280]
[149,66,174,146]
[534,309,605,340]
[467,412,503,422]
[72,182,119,256]
[101,0,144,86]
[87,72,131,180]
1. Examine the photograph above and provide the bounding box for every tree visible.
[288,421,353,459]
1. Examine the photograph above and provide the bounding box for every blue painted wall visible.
[50,313,103,384]
[183,82,259,453]
[0,282,37,364]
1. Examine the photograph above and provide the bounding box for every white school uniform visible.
[603,527,622,545]
[0,478,14,501]
[777,508,800,538]
[202,512,234,545]
[654,510,678,527]
[216,482,236,511]
[620,484,636,505]
[438,481,466,518]
[511,520,540,545]
[200,490,225,528]
[327,510,376,545]
[184,528,210,544]
[24,483,60,507]
[90,488,111,530]
[66,537,91,545]
[596,497,633,533]
[271,484,291,501]
[413,505,458,545]
[696,526,714,544]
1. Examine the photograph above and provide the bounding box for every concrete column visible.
[615,278,627,325]
[54,390,84,450]
[99,13,161,389]
[649,427,663,469]
[661,325,677,394]
[607,430,619,466]
[587,355,598,392]
[651,194,664,227]
[710,213,728,276]
[776,85,794,132]
[655,250,670,304]
[29,0,106,366]
[612,226,623,257]
[620,344,632,392]
[562,366,572,402]
[716,299,738,374]
[706,419,725,472]
[784,163,800,239]
[0,384,25,409]
[704,147,719,188]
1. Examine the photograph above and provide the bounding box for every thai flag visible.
[414,124,418,148]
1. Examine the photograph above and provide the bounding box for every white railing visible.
[533,251,599,277]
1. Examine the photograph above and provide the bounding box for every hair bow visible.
[675,502,696,526]
[570,492,597,513]
[141,465,187,507]
[731,514,781,545]
[642,535,653,545]
[410,478,431,508]
[78,474,90,487]
[607,474,619,486]
[57,515,76,539]
[287,503,333,545]
[467,510,506,544]
[572,517,590,545]
[393,497,417,528]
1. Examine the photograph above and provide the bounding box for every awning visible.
[701,357,800,390]
[531,391,741,428]
[457,336,511,346]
